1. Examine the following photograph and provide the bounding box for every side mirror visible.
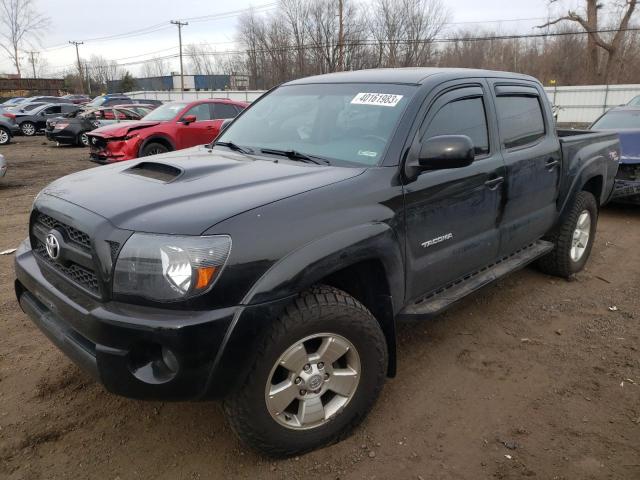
[181,114,197,125]
[418,135,475,170]
[219,118,233,134]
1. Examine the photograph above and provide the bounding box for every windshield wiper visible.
[213,141,254,155]
[259,148,330,165]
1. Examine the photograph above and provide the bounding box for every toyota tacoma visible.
[15,68,620,456]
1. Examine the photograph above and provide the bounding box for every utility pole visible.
[69,41,85,93]
[337,0,344,71]
[27,51,38,78]
[85,63,92,96]
[170,20,188,95]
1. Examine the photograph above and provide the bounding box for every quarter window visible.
[495,95,545,149]
[424,97,489,155]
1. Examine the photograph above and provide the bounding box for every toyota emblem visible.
[45,232,61,260]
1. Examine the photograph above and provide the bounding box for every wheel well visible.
[321,259,397,377]
[582,175,603,203]
[142,137,173,153]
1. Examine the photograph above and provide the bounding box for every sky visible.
[0,0,570,77]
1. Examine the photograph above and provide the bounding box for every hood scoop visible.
[125,162,182,183]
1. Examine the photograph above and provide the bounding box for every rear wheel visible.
[141,142,169,157]
[0,127,9,145]
[537,191,598,277]
[223,286,387,457]
[78,132,89,147]
[20,122,36,136]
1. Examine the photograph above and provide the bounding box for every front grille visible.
[618,164,640,182]
[36,213,91,251]
[34,243,99,294]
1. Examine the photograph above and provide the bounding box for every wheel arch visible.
[138,135,175,156]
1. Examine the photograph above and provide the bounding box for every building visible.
[107,74,236,93]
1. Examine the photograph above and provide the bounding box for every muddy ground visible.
[0,136,638,480]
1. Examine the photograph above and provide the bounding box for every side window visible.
[184,104,212,121]
[44,106,62,115]
[423,97,489,155]
[211,103,239,119]
[495,95,545,149]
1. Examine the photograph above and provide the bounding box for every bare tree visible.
[185,44,218,75]
[0,0,50,76]
[142,56,170,78]
[539,0,638,83]
[87,55,121,91]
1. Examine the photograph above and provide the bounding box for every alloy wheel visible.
[21,123,35,136]
[570,210,591,262]
[0,129,8,144]
[265,333,361,430]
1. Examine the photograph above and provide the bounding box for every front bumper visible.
[611,163,640,203]
[15,239,242,400]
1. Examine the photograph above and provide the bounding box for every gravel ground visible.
[0,136,638,480]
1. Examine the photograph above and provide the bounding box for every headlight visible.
[113,233,231,302]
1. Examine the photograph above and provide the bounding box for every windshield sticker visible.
[351,93,403,107]
[358,150,378,158]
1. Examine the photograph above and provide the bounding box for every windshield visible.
[591,110,640,129]
[628,96,640,106]
[217,83,416,166]
[142,102,188,121]
[87,96,108,107]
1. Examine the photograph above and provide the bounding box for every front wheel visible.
[0,127,10,145]
[223,286,387,456]
[537,191,598,277]
[20,122,36,136]
[141,142,169,157]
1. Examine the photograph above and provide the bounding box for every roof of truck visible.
[286,67,538,86]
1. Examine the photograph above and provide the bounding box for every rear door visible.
[38,105,63,129]
[176,103,216,148]
[488,82,561,255]
[403,83,506,300]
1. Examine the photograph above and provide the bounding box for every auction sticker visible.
[351,92,403,107]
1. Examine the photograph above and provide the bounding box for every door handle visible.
[484,176,504,189]
[546,159,560,169]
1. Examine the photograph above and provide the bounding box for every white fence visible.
[126,90,266,103]
[127,83,640,125]
[543,84,640,124]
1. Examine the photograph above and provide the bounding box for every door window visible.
[495,95,545,149]
[43,106,62,115]
[423,97,489,155]
[184,103,213,121]
[211,103,239,119]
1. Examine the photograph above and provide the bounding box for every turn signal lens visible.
[195,266,217,290]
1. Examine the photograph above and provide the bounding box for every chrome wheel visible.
[80,133,89,146]
[265,333,361,430]
[21,122,35,136]
[570,210,591,262]
[0,129,8,144]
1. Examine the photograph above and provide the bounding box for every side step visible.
[398,240,554,320]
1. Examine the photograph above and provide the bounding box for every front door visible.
[403,84,506,301]
[176,103,218,149]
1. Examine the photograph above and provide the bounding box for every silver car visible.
[0,154,6,178]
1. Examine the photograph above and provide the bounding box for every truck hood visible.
[91,120,163,138]
[41,146,365,235]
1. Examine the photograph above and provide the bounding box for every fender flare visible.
[204,223,405,396]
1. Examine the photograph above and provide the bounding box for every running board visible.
[398,240,554,321]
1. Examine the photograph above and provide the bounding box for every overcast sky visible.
[0,0,570,76]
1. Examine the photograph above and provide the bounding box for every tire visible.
[0,127,10,145]
[20,121,36,136]
[537,191,598,277]
[141,142,169,157]
[78,132,89,147]
[223,285,387,457]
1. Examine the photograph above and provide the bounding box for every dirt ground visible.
[0,136,638,480]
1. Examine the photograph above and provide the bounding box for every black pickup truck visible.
[15,68,620,456]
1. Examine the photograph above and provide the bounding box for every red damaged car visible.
[87,99,248,163]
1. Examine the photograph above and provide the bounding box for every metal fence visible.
[127,83,640,124]
[543,84,640,124]
[126,90,266,103]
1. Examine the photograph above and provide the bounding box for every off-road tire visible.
[537,191,598,277]
[0,127,10,145]
[20,121,36,136]
[223,285,387,457]
[141,142,169,157]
